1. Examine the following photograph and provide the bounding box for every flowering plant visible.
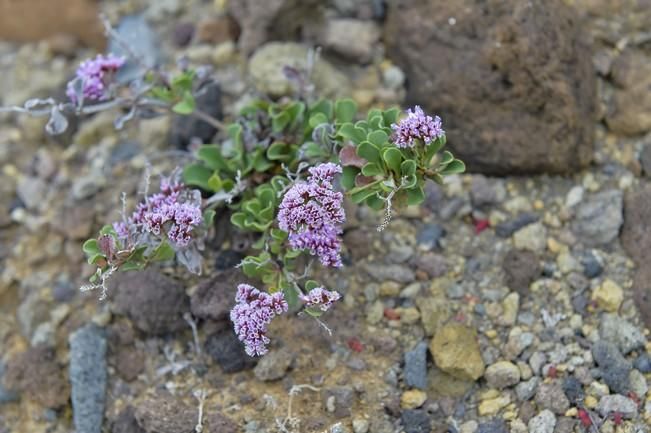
[1,22,465,355]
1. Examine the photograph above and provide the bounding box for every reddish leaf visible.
[474,219,490,234]
[577,409,592,427]
[348,337,364,353]
[339,145,366,168]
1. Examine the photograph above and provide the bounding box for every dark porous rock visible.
[478,418,508,433]
[112,406,145,433]
[228,0,323,55]
[640,141,651,177]
[172,22,195,48]
[495,213,539,238]
[470,175,506,207]
[322,386,355,419]
[562,376,584,405]
[581,251,603,279]
[214,250,245,271]
[401,409,431,433]
[190,269,241,322]
[599,313,645,355]
[343,228,374,260]
[170,80,222,149]
[385,0,595,175]
[113,346,145,382]
[502,249,540,294]
[205,330,256,373]
[535,382,570,414]
[69,324,107,433]
[111,269,189,336]
[572,190,623,247]
[592,340,631,394]
[0,363,18,404]
[3,345,70,408]
[416,224,445,250]
[404,341,428,390]
[554,417,577,433]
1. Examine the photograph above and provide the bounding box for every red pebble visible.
[577,409,592,427]
[612,412,624,426]
[474,219,490,234]
[383,308,400,320]
[347,337,364,353]
[547,365,558,378]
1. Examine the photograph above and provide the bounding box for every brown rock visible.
[190,269,241,322]
[385,0,596,175]
[621,184,651,327]
[196,16,240,44]
[606,50,651,135]
[0,0,104,49]
[3,346,70,408]
[113,346,145,382]
[111,270,189,335]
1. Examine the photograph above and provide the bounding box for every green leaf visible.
[270,228,288,241]
[272,111,291,133]
[282,285,300,310]
[367,130,389,147]
[401,159,417,176]
[172,91,196,115]
[357,141,381,164]
[150,241,175,262]
[303,141,329,158]
[170,70,195,93]
[438,159,466,175]
[406,186,425,206]
[403,174,418,189]
[366,108,382,123]
[230,212,247,229]
[382,147,403,174]
[351,185,380,204]
[99,225,116,236]
[305,280,320,291]
[338,123,366,144]
[382,107,400,126]
[335,98,357,123]
[424,136,445,163]
[361,162,383,177]
[207,173,223,191]
[341,166,359,190]
[228,123,244,154]
[203,209,216,227]
[309,99,333,119]
[266,142,294,161]
[365,194,385,211]
[439,150,454,165]
[309,112,329,128]
[82,239,101,256]
[183,163,214,190]
[197,145,231,172]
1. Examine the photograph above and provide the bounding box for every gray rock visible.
[597,394,638,418]
[572,190,623,247]
[599,314,646,355]
[470,175,506,207]
[254,350,293,381]
[404,341,428,390]
[190,269,240,321]
[503,249,540,294]
[516,377,539,401]
[562,377,584,405]
[592,341,631,394]
[69,324,107,433]
[400,409,431,433]
[321,19,380,63]
[322,386,355,419]
[111,406,145,433]
[528,409,556,433]
[581,251,603,278]
[629,369,648,398]
[16,177,47,210]
[535,382,570,414]
[110,15,161,83]
[414,253,448,279]
[205,330,256,373]
[364,263,415,283]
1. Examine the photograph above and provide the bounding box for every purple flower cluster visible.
[114,176,202,248]
[66,54,125,103]
[300,287,341,312]
[391,105,444,148]
[278,163,345,267]
[230,284,288,356]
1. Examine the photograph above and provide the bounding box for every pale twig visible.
[192,108,226,132]
[193,389,207,433]
[80,265,117,301]
[183,313,202,357]
[275,384,321,433]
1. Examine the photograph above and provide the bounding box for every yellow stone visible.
[430,323,485,381]
[584,395,598,408]
[565,408,578,417]
[592,279,624,312]
[485,329,498,339]
[503,410,516,420]
[533,199,544,210]
[547,238,565,254]
[401,389,427,409]
[478,395,510,416]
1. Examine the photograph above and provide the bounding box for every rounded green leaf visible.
[357,141,381,164]
[401,159,417,176]
[382,147,403,174]
[335,98,357,123]
[183,164,214,190]
[361,162,383,177]
[367,130,389,147]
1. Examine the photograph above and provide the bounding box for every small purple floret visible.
[230,284,288,356]
[300,287,341,312]
[391,105,444,148]
[66,54,125,103]
[277,163,345,267]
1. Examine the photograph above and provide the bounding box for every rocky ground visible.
[1,0,651,433]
